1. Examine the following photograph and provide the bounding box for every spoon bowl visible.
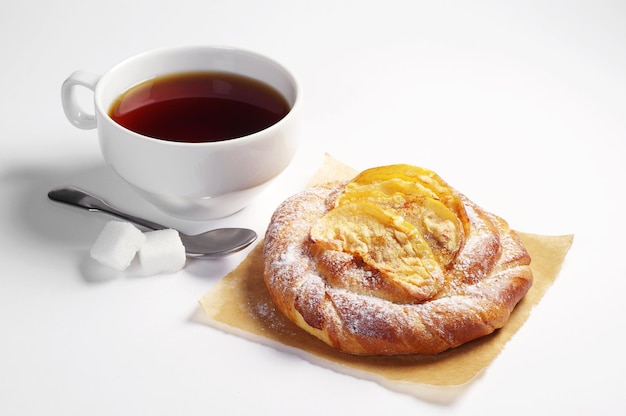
[48,186,258,258]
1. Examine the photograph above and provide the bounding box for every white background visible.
[1,1,625,414]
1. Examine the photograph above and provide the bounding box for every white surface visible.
[1,1,625,414]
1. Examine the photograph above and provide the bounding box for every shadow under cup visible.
[88,46,299,220]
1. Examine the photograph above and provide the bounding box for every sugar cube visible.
[138,229,186,276]
[90,221,146,271]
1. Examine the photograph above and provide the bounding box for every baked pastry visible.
[263,164,533,355]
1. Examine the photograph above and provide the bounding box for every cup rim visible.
[93,45,300,148]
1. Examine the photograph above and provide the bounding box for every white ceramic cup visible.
[61,45,299,220]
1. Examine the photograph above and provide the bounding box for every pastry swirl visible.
[263,165,532,355]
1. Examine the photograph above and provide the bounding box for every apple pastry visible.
[263,165,532,355]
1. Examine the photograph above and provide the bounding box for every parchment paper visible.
[198,154,574,403]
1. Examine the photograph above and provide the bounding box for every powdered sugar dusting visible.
[262,181,533,355]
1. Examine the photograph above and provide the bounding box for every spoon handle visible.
[48,186,166,231]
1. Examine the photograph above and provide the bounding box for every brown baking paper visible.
[198,154,574,403]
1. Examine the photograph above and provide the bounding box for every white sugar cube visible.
[138,229,186,276]
[90,221,146,271]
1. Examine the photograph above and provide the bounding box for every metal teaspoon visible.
[47,185,258,259]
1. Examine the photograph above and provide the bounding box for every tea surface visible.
[109,71,290,143]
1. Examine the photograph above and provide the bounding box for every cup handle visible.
[61,70,101,130]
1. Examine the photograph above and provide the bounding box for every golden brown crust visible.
[262,180,532,356]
